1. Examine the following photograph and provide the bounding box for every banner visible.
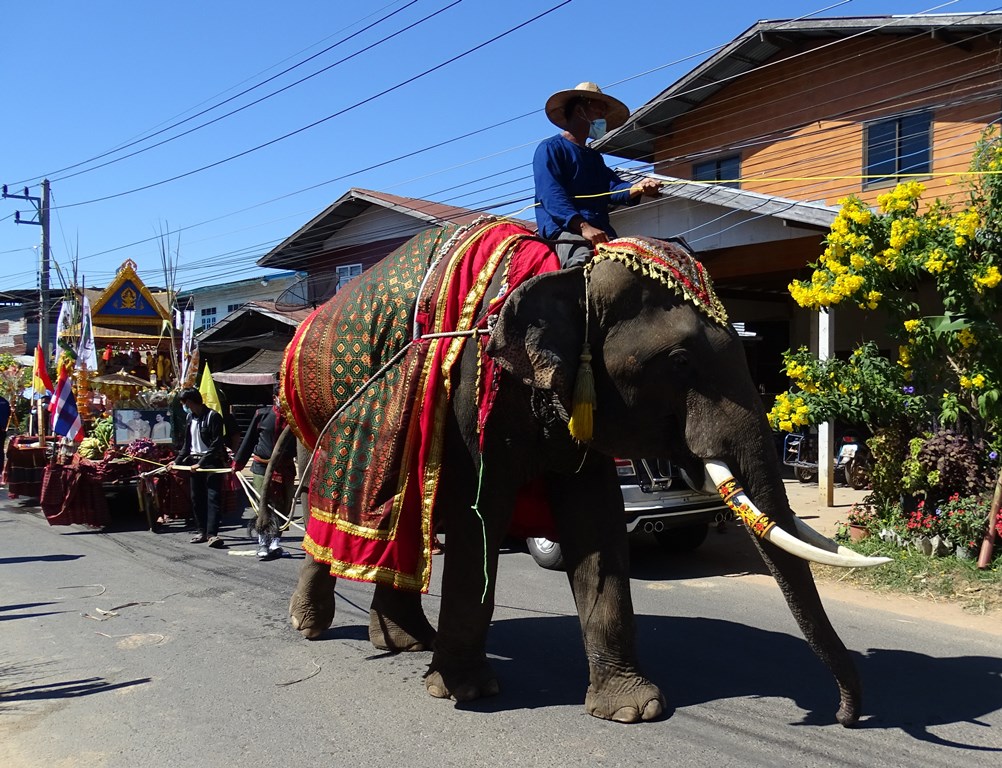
[179,308,197,387]
[76,293,98,372]
[55,300,73,345]
[50,373,84,442]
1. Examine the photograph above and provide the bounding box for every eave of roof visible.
[598,12,1002,161]
[658,176,838,229]
[256,188,487,269]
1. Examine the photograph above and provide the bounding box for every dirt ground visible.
[780,477,1002,636]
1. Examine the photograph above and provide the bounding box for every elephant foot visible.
[424,657,500,702]
[368,584,436,652]
[289,554,336,640]
[835,686,860,727]
[584,675,665,723]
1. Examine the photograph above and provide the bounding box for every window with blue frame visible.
[200,306,217,329]
[692,154,741,188]
[864,112,931,187]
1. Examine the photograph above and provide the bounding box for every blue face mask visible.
[588,118,607,141]
[182,404,192,415]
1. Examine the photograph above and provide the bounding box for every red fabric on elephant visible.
[281,218,559,591]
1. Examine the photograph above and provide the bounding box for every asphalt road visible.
[2,495,1001,767]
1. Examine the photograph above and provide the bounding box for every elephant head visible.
[487,236,885,726]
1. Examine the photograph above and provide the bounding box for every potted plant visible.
[845,503,877,541]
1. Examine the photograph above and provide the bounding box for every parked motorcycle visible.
[782,429,871,490]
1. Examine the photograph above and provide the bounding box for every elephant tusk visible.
[703,459,891,569]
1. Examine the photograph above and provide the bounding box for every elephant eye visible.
[667,350,691,375]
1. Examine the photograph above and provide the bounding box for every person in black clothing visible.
[232,386,297,560]
[171,387,228,547]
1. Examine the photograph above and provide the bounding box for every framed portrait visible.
[113,408,173,445]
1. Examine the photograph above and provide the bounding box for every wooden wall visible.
[653,33,1002,207]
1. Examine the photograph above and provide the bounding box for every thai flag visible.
[50,374,84,443]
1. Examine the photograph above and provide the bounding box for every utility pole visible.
[2,179,51,359]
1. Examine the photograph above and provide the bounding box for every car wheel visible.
[526,537,565,570]
[794,466,817,484]
[653,523,709,552]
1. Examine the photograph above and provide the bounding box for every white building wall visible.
[179,274,300,331]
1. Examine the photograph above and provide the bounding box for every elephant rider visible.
[533,81,663,268]
[232,384,297,560]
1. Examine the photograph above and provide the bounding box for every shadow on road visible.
[462,612,1001,748]
[0,554,83,564]
[0,676,152,703]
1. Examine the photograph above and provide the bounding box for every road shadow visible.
[456,613,1002,747]
[0,554,83,564]
[0,676,151,704]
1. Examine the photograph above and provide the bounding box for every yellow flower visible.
[898,345,911,369]
[974,265,1002,292]
[972,373,987,389]
[957,328,977,348]
[904,319,921,333]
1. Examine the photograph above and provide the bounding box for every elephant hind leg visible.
[289,552,336,640]
[368,583,436,652]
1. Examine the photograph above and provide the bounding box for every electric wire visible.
[7,0,422,186]
[5,2,993,288]
[49,0,573,210]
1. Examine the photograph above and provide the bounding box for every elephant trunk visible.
[709,434,865,726]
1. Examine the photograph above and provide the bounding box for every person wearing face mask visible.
[171,387,228,547]
[533,81,663,268]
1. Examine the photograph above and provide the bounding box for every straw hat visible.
[544,81,630,130]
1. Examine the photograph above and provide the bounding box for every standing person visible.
[533,81,663,268]
[232,386,297,560]
[171,387,228,547]
[0,395,10,481]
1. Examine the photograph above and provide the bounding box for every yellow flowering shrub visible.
[782,129,1002,449]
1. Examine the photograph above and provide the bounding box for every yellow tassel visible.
[567,342,595,442]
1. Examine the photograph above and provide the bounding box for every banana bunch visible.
[78,437,104,459]
[92,416,114,449]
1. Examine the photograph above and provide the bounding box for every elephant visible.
[282,218,887,726]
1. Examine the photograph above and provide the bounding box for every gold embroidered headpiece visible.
[588,237,728,326]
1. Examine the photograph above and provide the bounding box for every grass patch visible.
[812,535,1002,615]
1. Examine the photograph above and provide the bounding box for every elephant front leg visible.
[552,467,666,723]
[369,583,436,652]
[289,552,336,640]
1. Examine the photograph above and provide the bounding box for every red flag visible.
[32,343,54,398]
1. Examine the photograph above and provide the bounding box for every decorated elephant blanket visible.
[281,218,560,591]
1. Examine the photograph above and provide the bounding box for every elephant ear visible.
[486,267,585,402]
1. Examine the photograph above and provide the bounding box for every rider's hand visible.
[632,179,663,197]
[580,222,609,247]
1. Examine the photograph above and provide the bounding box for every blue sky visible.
[1,0,994,293]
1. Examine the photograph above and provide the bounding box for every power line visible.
[47,1,462,185]
[7,0,423,187]
[51,0,573,211]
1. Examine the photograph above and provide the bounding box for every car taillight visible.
[615,458,637,478]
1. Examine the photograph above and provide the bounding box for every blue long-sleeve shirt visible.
[533,134,635,239]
